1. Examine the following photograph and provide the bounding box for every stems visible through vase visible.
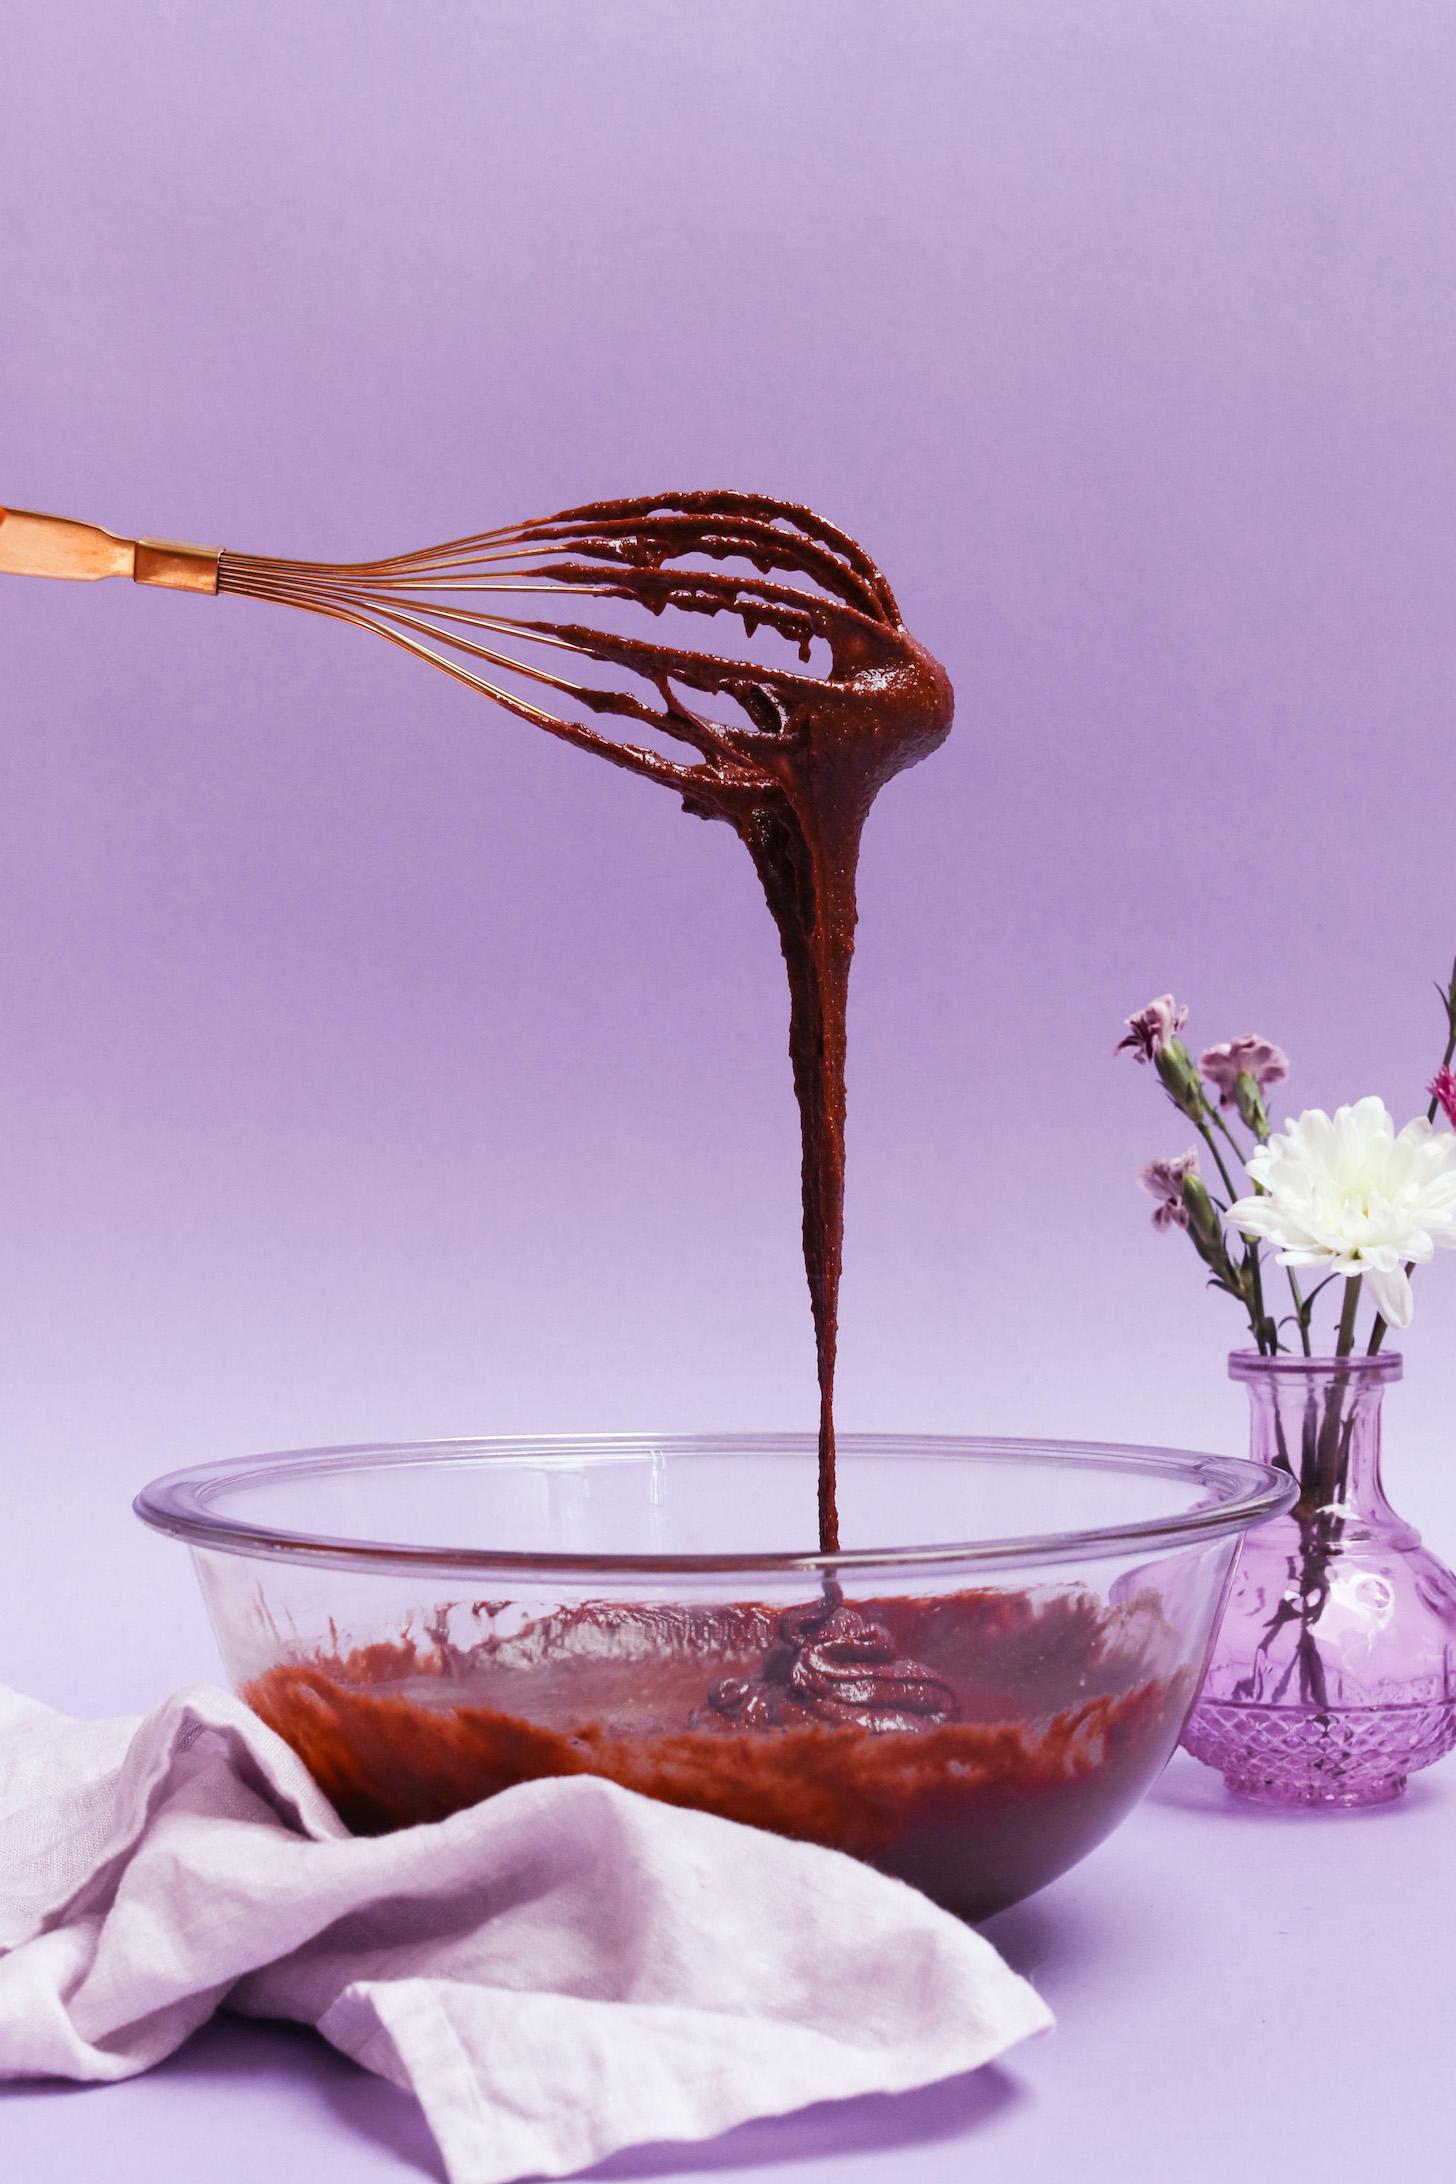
[1233,1344,1375,1710]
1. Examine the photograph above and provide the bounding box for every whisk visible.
[0,488,953,1554]
[0,492,943,816]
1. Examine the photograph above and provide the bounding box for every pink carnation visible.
[1139,1149,1200,1231]
[1199,1035,1289,1107]
[1431,1066,1456,1129]
[1117,994,1189,1064]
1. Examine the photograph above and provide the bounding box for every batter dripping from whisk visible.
[217,491,955,1562]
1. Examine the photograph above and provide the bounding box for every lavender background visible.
[4,0,1456,1716]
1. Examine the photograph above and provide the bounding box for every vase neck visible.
[1233,1356,1398,1520]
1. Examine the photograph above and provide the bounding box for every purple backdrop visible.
[3,1,1456,1713]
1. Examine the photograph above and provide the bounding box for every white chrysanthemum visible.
[1227,1096,1456,1329]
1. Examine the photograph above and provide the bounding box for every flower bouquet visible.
[1119,967,1456,1803]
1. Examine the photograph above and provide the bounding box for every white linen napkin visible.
[0,1680,1051,2183]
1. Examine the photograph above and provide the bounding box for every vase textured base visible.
[1183,1695,1456,1807]
[1183,1351,1456,1812]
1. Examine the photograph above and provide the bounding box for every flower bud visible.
[1181,1173,1225,1259]
[1199,1035,1289,1114]
[1431,1065,1456,1130]
[1154,1036,1206,1123]
[1139,1149,1199,1230]
[1180,1174,1254,1305]
[1116,994,1188,1063]
[1234,1070,1270,1138]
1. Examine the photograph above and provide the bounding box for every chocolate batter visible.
[246,1589,1189,1921]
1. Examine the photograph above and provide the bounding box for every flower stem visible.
[1285,1270,1311,1352]
[1247,1244,1274,1354]
[1187,1110,1273,1349]
[1336,1273,1362,1358]
[1193,1112,1241,1204]
[1368,963,1456,1355]
[1203,1104,1284,1351]
[1209,1108,1257,1164]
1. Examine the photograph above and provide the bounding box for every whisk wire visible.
[212,492,911,802]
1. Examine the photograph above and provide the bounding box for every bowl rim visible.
[133,1431,1297,1579]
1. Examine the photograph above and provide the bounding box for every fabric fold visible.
[0,1681,1051,2183]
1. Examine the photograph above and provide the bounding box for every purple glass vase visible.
[1182,1351,1456,1806]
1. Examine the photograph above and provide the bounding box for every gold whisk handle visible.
[0,505,220,594]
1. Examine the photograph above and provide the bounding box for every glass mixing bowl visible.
[135,1433,1293,1918]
